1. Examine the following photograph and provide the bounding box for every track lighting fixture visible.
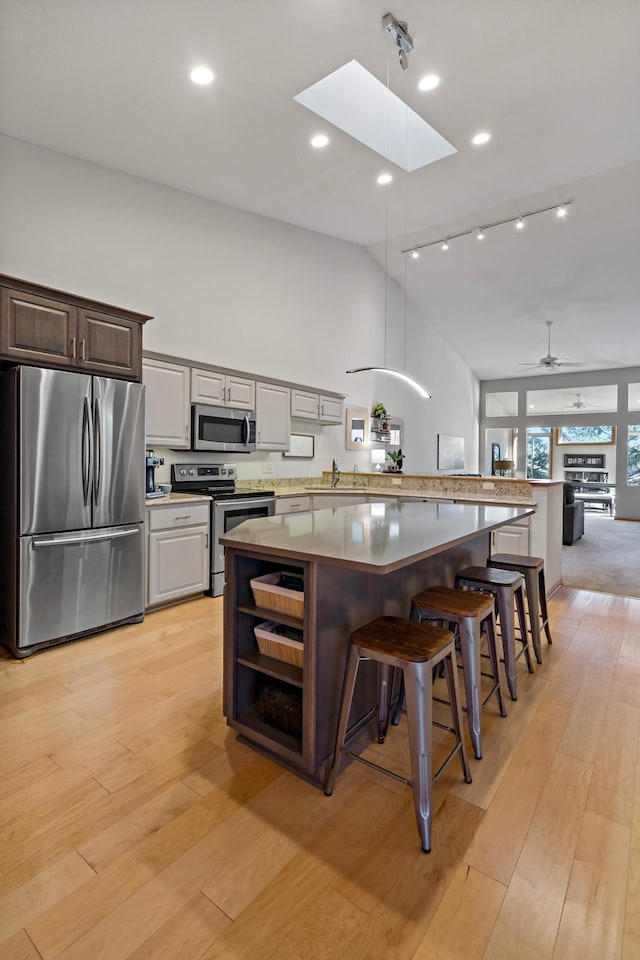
[402,200,573,256]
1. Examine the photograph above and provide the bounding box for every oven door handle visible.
[215,497,275,510]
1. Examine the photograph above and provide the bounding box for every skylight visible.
[294,60,456,172]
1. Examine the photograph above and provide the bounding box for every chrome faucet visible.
[331,459,340,487]
[353,464,359,487]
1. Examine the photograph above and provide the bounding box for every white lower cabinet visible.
[491,520,530,556]
[275,496,312,515]
[312,494,367,509]
[146,502,210,608]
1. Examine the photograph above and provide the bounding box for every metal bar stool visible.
[454,566,531,701]
[324,615,472,854]
[408,586,506,760]
[488,553,553,664]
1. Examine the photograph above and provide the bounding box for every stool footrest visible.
[344,751,412,786]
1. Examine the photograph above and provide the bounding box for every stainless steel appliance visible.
[0,366,145,658]
[171,462,275,596]
[146,449,165,498]
[191,404,257,453]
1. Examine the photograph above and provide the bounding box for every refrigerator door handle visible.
[32,528,140,548]
[93,396,102,506]
[82,396,92,507]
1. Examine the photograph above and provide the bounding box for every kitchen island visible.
[221,500,534,787]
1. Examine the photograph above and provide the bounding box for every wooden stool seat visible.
[411,586,494,620]
[455,565,532,701]
[489,552,543,570]
[325,615,471,853]
[352,616,453,663]
[410,585,506,760]
[489,553,553,662]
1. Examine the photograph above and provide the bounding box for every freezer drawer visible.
[18,524,143,650]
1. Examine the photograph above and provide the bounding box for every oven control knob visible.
[179,469,187,476]
[221,468,227,475]
[188,469,195,476]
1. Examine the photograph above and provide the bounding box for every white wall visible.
[0,134,478,479]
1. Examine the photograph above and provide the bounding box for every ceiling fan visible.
[519,320,587,370]
[560,392,592,409]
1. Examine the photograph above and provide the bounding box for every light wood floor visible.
[1,586,640,959]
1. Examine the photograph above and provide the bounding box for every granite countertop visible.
[265,485,534,508]
[145,492,212,507]
[221,500,534,574]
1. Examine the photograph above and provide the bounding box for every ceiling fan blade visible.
[556,361,588,368]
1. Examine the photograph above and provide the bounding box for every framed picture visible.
[437,434,465,470]
[556,426,616,445]
[283,433,315,458]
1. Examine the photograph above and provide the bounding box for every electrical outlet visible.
[262,463,273,474]
[392,478,402,486]
[482,481,495,490]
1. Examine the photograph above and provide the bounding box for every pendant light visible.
[346,13,431,402]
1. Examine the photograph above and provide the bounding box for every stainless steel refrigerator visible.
[0,366,145,658]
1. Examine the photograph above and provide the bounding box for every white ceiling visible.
[1,0,639,380]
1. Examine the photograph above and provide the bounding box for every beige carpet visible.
[562,514,640,597]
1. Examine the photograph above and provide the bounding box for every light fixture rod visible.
[401,200,573,254]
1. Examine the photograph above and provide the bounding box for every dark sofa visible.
[563,482,585,545]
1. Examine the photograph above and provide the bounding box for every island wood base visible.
[223,533,492,788]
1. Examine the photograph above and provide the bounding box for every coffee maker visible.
[146,449,165,498]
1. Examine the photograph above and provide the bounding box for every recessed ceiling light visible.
[471,131,491,145]
[377,173,393,185]
[190,66,214,85]
[418,74,440,91]
[311,134,329,148]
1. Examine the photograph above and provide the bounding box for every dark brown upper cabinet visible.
[0,276,152,381]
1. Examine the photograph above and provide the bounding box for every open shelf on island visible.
[237,649,303,687]
[238,602,303,630]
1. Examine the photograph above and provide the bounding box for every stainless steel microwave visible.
[191,404,257,452]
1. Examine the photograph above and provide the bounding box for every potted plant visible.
[371,402,388,430]
[386,448,404,472]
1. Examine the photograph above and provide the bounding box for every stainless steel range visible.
[171,463,275,596]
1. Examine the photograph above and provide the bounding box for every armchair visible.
[563,482,585,545]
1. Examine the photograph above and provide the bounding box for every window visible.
[628,426,640,486]
[526,428,551,479]
[556,425,616,445]
[485,392,518,417]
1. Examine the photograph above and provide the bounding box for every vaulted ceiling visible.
[1,0,638,379]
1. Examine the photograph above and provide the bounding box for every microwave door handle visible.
[93,397,102,506]
[82,397,92,506]
[242,414,249,446]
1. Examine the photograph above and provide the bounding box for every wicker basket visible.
[250,572,304,618]
[254,621,304,667]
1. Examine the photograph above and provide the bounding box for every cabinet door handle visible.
[81,339,86,360]
[71,336,76,359]
[204,534,209,548]
[175,515,191,521]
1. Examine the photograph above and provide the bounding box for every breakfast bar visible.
[221,500,534,787]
